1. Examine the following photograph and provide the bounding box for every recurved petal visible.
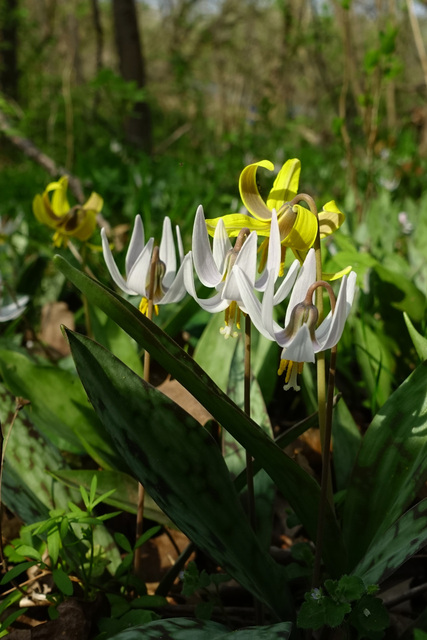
[285,249,316,325]
[159,258,187,305]
[282,204,318,251]
[101,227,138,296]
[49,177,70,215]
[160,217,177,278]
[266,158,301,212]
[192,205,221,287]
[73,210,97,242]
[272,259,300,305]
[33,194,56,228]
[127,237,155,295]
[0,296,29,322]
[205,213,271,238]
[239,160,275,221]
[318,200,345,238]
[126,215,145,276]
[213,219,232,274]
[83,192,104,213]
[315,272,356,351]
[183,253,229,313]
[234,265,274,340]
[222,230,258,301]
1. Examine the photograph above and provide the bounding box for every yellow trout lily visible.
[205,159,346,276]
[33,176,103,247]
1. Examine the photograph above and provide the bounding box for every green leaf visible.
[52,567,74,596]
[65,328,293,620]
[352,498,427,584]
[100,617,292,639]
[50,469,174,526]
[0,561,36,585]
[374,262,425,323]
[342,361,427,569]
[55,255,346,576]
[332,396,362,491]
[404,312,427,360]
[0,349,123,469]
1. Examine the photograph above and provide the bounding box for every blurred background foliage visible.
[1,0,427,421]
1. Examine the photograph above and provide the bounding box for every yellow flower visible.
[33,176,103,247]
[205,158,348,279]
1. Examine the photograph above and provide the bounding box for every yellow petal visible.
[322,265,353,281]
[239,160,275,221]
[83,192,104,213]
[205,213,271,238]
[48,177,70,215]
[318,201,345,238]
[73,210,97,242]
[282,204,318,251]
[267,158,301,212]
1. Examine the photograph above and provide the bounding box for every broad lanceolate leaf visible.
[98,617,292,640]
[0,348,124,470]
[66,329,293,620]
[352,498,427,585]
[342,361,427,569]
[55,255,346,576]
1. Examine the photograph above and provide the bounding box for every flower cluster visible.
[97,157,357,392]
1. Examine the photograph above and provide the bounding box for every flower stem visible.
[134,246,159,578]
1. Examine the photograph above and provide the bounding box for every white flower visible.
[235,249,357,390]
[183,205,300,338]
[101,215,187,314]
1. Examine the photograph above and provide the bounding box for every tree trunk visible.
[112,0,152,153]
[0,0,19,100]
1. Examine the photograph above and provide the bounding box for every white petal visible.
[234,266,274,340]
[285,249,316,325]
[254,210,281,291]
[222,232,257,302]
[126,237,154,296]
[176,225,184,263]
[273,260,300,305]
[126,215,144,277]
[102,227,137,295]
[315,272,356,351]
[183,252,228,313]
[159,217,177,288]
[0,297,29,322]
[213,219,231,273]
[159,258,187,305]
[280,324,316,363]
[192,205,221,287]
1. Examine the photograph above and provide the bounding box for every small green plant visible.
[2,477,120,608]
[181,561,230,620]
[297,575,389,638]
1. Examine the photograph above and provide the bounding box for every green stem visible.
[134,247,159,578]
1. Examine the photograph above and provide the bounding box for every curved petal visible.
[159,258,187,305]
[183,253,229,313]
[318,201,345,239]
[126,215,145,276]
[101,227,139,296]
[282,204,318,251]
[176,225,184,263]
[256,209,281,291]
[49,177,70,215]
[266,158,301,212]
[239,160,275,221]
[0,296,29,322]
[192,205,221,287]
[73,210,97,242]
[213,219,232,274]
[234,266,274,340]
[272,259,300,305]
[126,237,155,295]
[322,265,353,281]
[279,324,316,363]
[83,192,103,213]
[205,213,271,238]
[33,194,57,229]
[159,217,177,287]
[222,231,258,301]
[285,249,316,325]
[315,273,356,351]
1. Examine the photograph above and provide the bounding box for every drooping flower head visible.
[205,159,346,277]
[101,215,186,315]
[235,249,357,390]
[33,177,103,247]
[184,205,300,338]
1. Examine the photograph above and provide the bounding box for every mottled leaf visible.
[66,328,293,619]
[55,255,346,576]
[342,361,427,569]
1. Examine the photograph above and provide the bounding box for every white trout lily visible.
[101,215,186,315]
[184,205,300,338]
[235,249,357,390]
